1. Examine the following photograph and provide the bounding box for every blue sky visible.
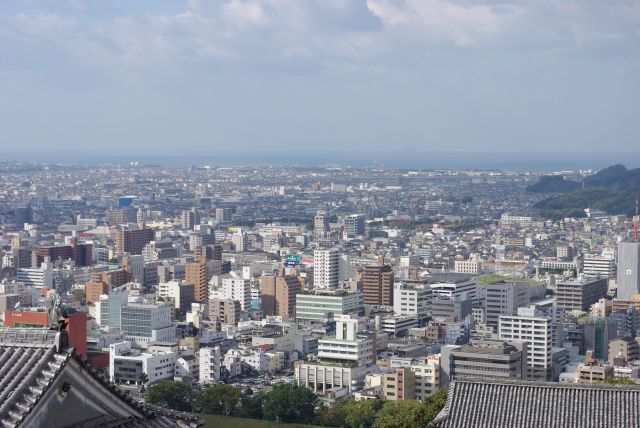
[1,0,639,160]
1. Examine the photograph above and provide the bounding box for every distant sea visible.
[4,150,640,172]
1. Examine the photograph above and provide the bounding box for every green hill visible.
[526,175,580,193]
[527,164,640,194]
[533,188,638,219]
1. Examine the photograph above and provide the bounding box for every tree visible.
[146,381,192,412]
[138,373,149,392]
[239,393,265,419]
[263,384,317,424]
[605,378,635,385]
[339,398,383,428]
[372,400,431,428]
[316,404,344,427]
[194,384,241,416]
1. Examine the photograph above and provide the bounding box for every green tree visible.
[340,398,383,428]
[138,373,149,393]
[239,393,265,419]
[605,378,635,385]
[263,384,317,424]
[194,384,241,416]
[146,381,192,412]
[423,388,448,421]
[315,404,344,427]
[372,400,431,428]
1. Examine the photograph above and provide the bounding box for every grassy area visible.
[479,274,541,286]
[201,414,323,428]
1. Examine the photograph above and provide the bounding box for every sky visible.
[1,0,639,164]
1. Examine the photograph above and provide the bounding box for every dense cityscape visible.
[1,161,640,426]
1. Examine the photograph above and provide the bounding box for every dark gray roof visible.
[431,379,640,428]
[0,328,201,428]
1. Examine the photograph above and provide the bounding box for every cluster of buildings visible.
[1,163,640,414]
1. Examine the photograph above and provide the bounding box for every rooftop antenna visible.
[634,195,639,241]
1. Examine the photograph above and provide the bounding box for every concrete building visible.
[313,248,339,289]
[362,259,394,306]
[411,359,440,401]
[432,295,472,322]
[317,317,374,366]
[209,298,241,325]
[198,347,221,385]
[220,276,251,311]
[116,226,155,256]
[441,340,526,386]
[157,280,195,312]
[295,290,363,322]
[260,272,300,318]
[344,214,365,239]
[454,260,482,275]
[186,257,208,303]
[484,282,530,329]
[617,241,640,299]
[583,256,616,278]
[393,282,431,322]
[109,341,176,385]
[382,367,415,401]
[556,278,608,312]
[17,259,53,289]
[499,307,552,380]
[609,336,640,365]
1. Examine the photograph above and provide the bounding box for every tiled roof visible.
[431,378,640,428]
[0,328,202,428]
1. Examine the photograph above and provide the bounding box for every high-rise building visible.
[617,241,640,299]
[362,258,394,306]
[314,211,329,237]
[215,208,232,223]
[220,277,251,311]
[36,239,93,267]
[484,282,530,328]
[186,256,208,302]
[344,214,365,239]
[499,307,552,380]
[383,367,416,401]
[181,208,200,230]
[14,203,33,229]
[209,298,241,324]
[260,271,300,318]
[116,226,155,256]
[313,248,339,289]
[85,281,109,304]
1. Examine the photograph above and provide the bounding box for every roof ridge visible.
[452,377,640,391]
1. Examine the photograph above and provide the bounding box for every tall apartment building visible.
[157,280,195,312]
[181,208,200,230]
[116,226,155,256]
[215,208,232,223]
[362,259,394,306]
[556,278,608,312]
[314,211,329,237]
[186,256,208,302]
[209,298,241,324]
[36,240,93,267]
[582,256,616,278]
[220,276,251,311]
[260,272,300,318]
[499,307,552,381]
[556,245,575,261]
[484,282,530,328]
[313,248,339,289]
[295,290,363,322]
[617,241,640,299]
[410,360,440,401]
[17,259,53,288]
[344,214,365,239]
[199,347,221,385]
[86,281,109,304]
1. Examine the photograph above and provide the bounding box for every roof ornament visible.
[48,293,69,331]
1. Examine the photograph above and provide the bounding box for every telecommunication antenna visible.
[634,195,639,241]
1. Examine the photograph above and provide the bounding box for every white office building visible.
[393,283,431,321]
[109,341,176,385]
[219,277,251,311]
[499,307,552,381]
[313,248,339,289]
[582,255,616,278]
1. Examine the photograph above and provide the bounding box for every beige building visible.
[411,359,440,401]
[186,256,208,302]
[382,367,415,401]
[260,271,300,318]
[609,337,640,365]
[209,298,240,325]
[454,260,482,275]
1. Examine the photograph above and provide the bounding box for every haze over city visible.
[2,0,639,163]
